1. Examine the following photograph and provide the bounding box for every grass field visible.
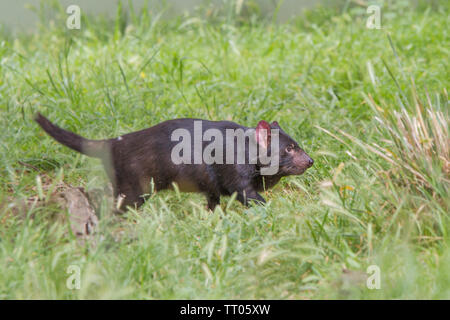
[0,0,448,299]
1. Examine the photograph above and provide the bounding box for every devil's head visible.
[255,120,313,176]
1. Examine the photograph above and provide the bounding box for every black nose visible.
[308,158,314,167]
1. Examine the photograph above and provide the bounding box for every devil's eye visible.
[285,144,294,153]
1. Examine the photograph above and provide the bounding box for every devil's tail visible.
[34,113,108,158]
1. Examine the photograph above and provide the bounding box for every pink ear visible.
[271,121,280,129]
[255,120,271,149]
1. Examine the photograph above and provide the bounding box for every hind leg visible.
[113,177,146,211]
[115,190,145,210]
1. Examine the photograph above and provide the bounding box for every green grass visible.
[0,0,448,299]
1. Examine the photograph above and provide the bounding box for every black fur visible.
[35,113,313,210]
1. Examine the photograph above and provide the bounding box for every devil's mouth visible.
[284,166,308,175]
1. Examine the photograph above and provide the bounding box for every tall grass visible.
[0,0,448,299]
[323,82,449,238]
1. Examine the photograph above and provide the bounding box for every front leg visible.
[206,193,220,211]
[237,187,266,207]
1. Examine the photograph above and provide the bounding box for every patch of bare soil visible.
[2,163,118,245]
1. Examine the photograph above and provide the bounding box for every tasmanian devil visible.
[35,113,313,210]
